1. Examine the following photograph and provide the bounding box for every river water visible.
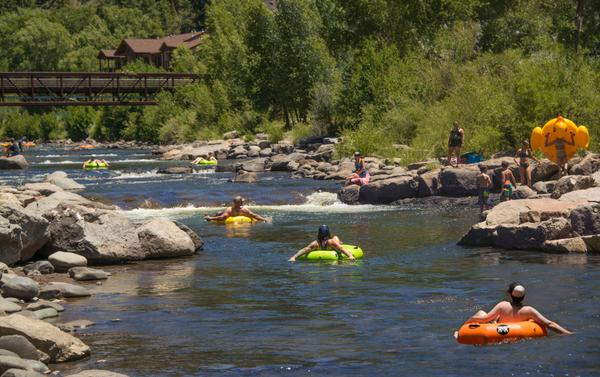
[4,146,600,376]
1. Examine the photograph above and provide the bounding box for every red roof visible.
[97,49,121,59]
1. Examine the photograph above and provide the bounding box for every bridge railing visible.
[0,72,200,106]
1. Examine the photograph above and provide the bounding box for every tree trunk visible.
[575,0,584,52]
[283,104,291,129]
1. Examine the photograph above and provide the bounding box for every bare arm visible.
[467,303,502,323]
[459,129,464,147]
[204,208,230,221]
[527,307,573,335]
[329,238,355,261]
[544,133,555,147]
[289,241,318,261]
[241,207,267,222]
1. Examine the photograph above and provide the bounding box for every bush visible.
[261,121,285,143]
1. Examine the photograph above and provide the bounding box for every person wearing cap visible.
[204,196,268,222]
[288,225,356,262]
[465,282,572,335]
[345,151,370,186]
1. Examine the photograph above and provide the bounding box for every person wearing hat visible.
[288,225,355,262]
[345,151,370,186]
[465,282,572,335]
[204,196,268,222]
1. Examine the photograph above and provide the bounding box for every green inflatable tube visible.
[192,159,217,166]
[299,244,363,261]
[83,162,108,169]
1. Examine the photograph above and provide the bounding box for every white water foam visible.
[122,191,393,221]
[36,158,157,165]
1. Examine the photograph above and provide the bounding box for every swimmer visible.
[288,225,356,262]
[83,155,109,168]
[463,282,572,335]
[476,164,492,212]
[204,196,268,222]
[192,151,217,164]
[500,161,516,202]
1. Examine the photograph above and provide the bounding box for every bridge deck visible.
[0,72,200,106]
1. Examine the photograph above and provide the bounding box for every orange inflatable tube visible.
[456,320,547,345]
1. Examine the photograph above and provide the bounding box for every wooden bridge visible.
[0,72,200,107]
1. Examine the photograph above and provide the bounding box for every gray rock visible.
[233,171,259,183]
[259,148,272,157]
[0,264,9,274]
[137,218,196,259]
[223,130,240,140]
[494,217,573,250]
[531,159,559,182]
[417,169,441,197]
[512,185,537,199]
[246,146,261,157]
[41,283,90,298]
[22,261,54,275]
[0,300,22,314]
[532,181,548,194]
[156,167,193,175]
[0,204,49,266]
[271,143,294,155]
[0,336,39,360]
[48,252,87,273]
[337,185,360,205]
[25,300,64,313]
[0,351,18,359]
[1,277,38,302]
[543,237,588,253]
[358,176,418,204]
[25,191,113,215]
[31,308,58,320]
[20,182,63,197]
[569,203,600,236]
[1,369,46,377]
[569,153,600,175]
[36,288,60,301]
[0,315,90,362]
[439,167,479,197]
[172,221,204,251]
[44,171,85,191]
[239,158,266,172]
[68,267,108,281]
[0,156,28,170]
[551,175,596,199]
[257,140,271,149]
[56,320,95,332]
[228,145,247,158]
[269,153,305,171]
[0,356,33,375]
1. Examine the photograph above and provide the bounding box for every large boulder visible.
[358,176,418,204]
[25,191,113,215]
[48,252,87,273]
[161,142,229,161]
[68,267,108,281]
[569,153,600,175]
[568,202,600,236]
[269,153,304,172]
[1,277,39,301]
[239,158,266,172]
[44,172,84,191]
[20,183,63,197]
[0,300,23,314]
[512,185,537,199]
[2,368,47,377]
[531,159,559,182]
[136,218,196,259]
[41,282,90,298]
[551,175,596,199]
[232,171,258,183]
[156,167,192,175]
[337,185,360,205]
[0,204,49,266]
[0,336,39,361]
[23,261,54,275]
[173,221,204,251]
[417,169,441,197]
[439,167,479,197]
[0,314,90,362]
[0,156,28,170]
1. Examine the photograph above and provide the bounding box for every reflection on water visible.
[5,146,600,377]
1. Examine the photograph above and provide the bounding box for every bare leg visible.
[519,167,526,185]
[526,166,533,187]
[455,147,461,167]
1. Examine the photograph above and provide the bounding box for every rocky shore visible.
[0,172,203,376]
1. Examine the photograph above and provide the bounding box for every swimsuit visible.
[449,129,462,147]
[518,149,531,168]
[350,159,370,185]
[478,187,490,206]
[555,140,567,160]
[502,180,513,200]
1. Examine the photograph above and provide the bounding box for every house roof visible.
[97,49,121,59]
[113,32,206,55]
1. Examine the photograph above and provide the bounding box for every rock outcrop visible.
[44,172,85,191]
[0,205,49,266]
[0,156,28,170]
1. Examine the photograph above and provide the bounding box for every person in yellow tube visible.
[204,196,268,222]
[288,225,355,262]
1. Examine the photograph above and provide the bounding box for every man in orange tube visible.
[464,282,573,335]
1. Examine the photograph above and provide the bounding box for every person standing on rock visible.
[6,138,20,157]
[514,141,539,187]
[289,225,355,262]
[461,282,572,335]
[345,151,370,186]
[204,196,268,222]
[476,164,492,212]
[447,121,464,168]
[545,131,575,178]
[500,161,517,202]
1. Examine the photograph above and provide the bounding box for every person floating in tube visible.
[345,151,370,186]
[83,155,109,168]
[458,282,572,336]
[288,225,356,262]
[204,196,268,222]
[192,151,217,164]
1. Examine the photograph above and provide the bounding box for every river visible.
[4,145,599,376]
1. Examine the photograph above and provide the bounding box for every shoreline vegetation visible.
[1,1,600,164]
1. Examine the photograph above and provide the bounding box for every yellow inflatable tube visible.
[531,115,589,163]
[215,216,254,224]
